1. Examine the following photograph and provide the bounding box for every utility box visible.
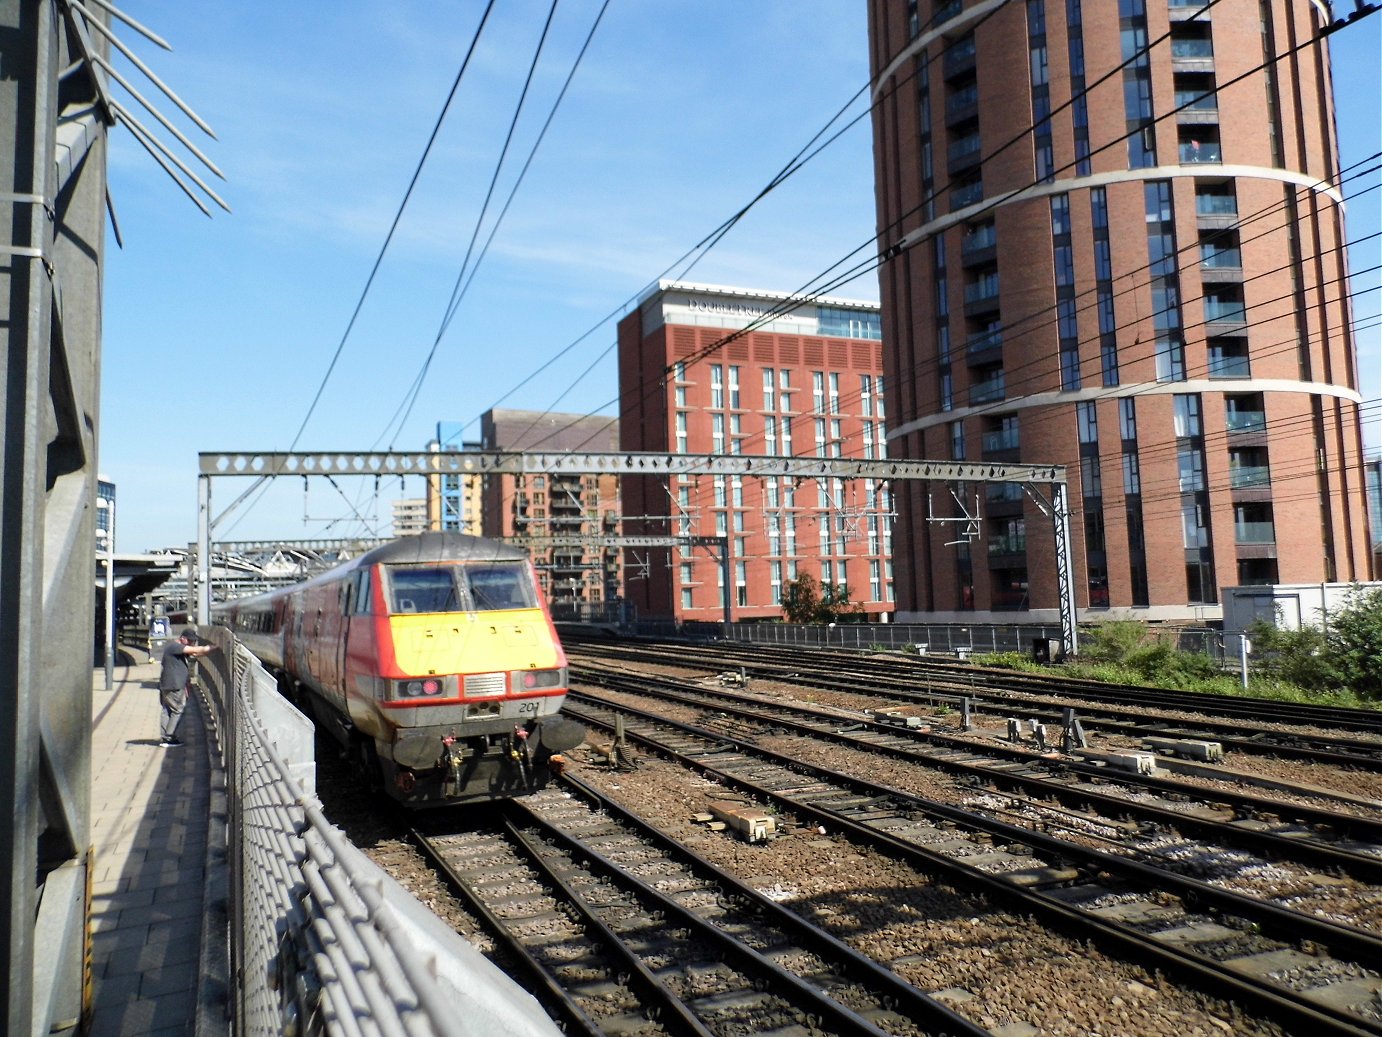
[707,802,776,843]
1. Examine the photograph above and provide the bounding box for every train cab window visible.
[388,567,461,614]
[356,571,372,615]
[465,564,535,611]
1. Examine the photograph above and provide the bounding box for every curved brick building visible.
[867,0,1372,623]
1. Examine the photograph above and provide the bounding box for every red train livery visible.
[215,532,585,807]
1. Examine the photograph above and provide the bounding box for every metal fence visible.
[629,620,1226,661]
[196,630,560,1037]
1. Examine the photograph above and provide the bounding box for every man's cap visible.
[180,627,199,641]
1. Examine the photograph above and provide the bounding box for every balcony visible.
[1208,351,1251,378]
[946,85,979,127]
[951,180,984,211]
[948,133,983,175]
[1226,409,1266,433]
[961,225,997,266]
[964,329,1003,367]
[1235,521,1276,544]
[1170,38,1215,73]
[978,428,1022,453]
[1169,0,1212,19]
[964,277,1001,316]
[987,533,1027,557]
[969,371,1007,405]
[1205,297,1247,325]
[1174,89,1219,125]
[1229,465,1271,489]
[1180,140,1221,163]
[943,37,977,80]
[1200,246,1242,283]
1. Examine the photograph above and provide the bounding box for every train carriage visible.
[216,532,584,807]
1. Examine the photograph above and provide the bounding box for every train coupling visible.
[509,726,530,761]
[440,735,466,798]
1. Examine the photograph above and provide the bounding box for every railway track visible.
[411,788,985,1037]
[558,687,1382,1035]
[566,639,1382,770]
[568,662,1382,885]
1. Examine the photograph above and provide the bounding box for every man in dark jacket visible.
[157,627,216,747]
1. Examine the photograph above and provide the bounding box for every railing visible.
[1196,194,1237,216]
[1174,90,1218,111]
[1205,298,1247,322]
[988,533,1027,555]
[1171,39,1214,59]
[1180,141,1222,162]
[1200,246,1241,268]
[952,181,984,208]
[1226,409,1267,432]
[948,134,983,164]
[1230,464,1271,488]
[946,86,979,119]
[965,328,1003,355]
[982,427,1020,452]
[985,482,1024,502]
[964,278,1001,305]
[1208,353,1251,378]
[664,621,1226,662]
[1235,521,1277,544]
[197,634,560,1037]
[969,372,1007,404]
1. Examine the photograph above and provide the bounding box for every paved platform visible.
[87,653,227,1037]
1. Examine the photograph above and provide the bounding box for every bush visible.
[1328,587,1382,700]
[1248,586,1382,701]
[1074,620,1219,685]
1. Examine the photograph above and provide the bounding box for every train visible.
[214,531,586,807]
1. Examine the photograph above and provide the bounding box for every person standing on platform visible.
[158,627,215,747]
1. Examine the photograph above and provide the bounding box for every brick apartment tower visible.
[477,409,622,610]
[867,0,1372,623]
[618,281,893,623]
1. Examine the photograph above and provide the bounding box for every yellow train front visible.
[227,533,586,807]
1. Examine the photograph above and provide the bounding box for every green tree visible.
[780,573,822,624]
[1326,586,1382,700]
[780,574,864,624]
[1248,587,1382,699]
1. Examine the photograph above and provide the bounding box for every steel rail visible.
[570,667,1382,880]
[530,780,993,1037]
[498,802,905,1037]
[668,638,1382,738]
[408,825,651,1037]
[561,697,1382,1036]
[596,640,1382,768]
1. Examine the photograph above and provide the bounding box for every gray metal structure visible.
[196,451,1078,654]
[1,5,109,1034]
[2,5,222,1032]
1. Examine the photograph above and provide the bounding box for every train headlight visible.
[392,676,452,700]
[511,667,567,692]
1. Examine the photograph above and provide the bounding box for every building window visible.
[1123,453,1141,495]
[1119,398,1137,441]
[1077,401,1098,444]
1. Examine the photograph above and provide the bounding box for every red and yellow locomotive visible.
[217,532,585,806]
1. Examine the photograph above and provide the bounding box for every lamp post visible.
[97,498,114,691]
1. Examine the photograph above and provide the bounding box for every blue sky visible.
[101,2,1379,552]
